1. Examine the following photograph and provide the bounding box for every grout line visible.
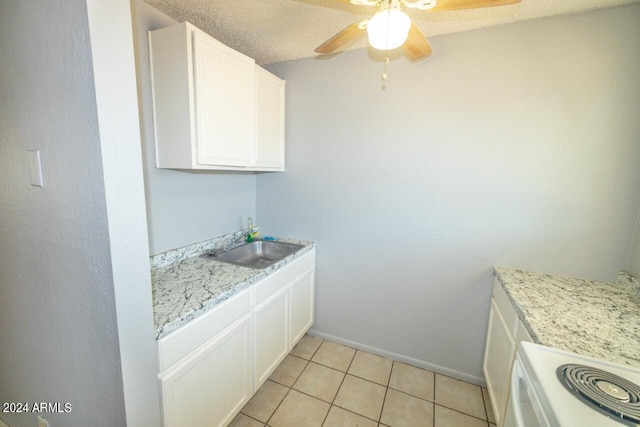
[481,386,490,423]
[330,402,382,424]
[332,348,383,423]
[268,358,309,389]
[386,384,435,403]
[264,384,291,427]
[433,371,437,426]
[320,345,358,425]
[294,387,337,404]
[328,359,352,406]
[434,402,490,423]
[379,364,391,424]
[432,372,490,421]
[238,412,265,425]
[308,338,325,361]
[270,336,329,426]
[319,405,331,426]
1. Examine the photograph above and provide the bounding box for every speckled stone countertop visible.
[152,234,315,340]
[494,267,640,367]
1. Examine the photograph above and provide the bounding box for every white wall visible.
[258,4,640,381]
[86,0,162,425]
[0,1,127,426]
[133,0,257,255]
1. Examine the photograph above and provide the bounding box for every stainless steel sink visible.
[206,240,304,269]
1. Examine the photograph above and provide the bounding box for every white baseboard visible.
[307,329,486,387]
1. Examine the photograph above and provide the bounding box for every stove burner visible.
[557,364,640,425]
[597,380,632,403]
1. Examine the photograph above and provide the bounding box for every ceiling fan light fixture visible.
[367,9,411,51]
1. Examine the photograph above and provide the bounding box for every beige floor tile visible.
[228,413,264,427]
[380,389,434,427]
[323,406,379,427]
[241,380,288,423]
[290,335,323,360]
[334,375,386,421]
[269,355,308,387]
[434,375,485,420]
[348,351,393,386]
[268,389,330,427]
[292,361,345,402]
[482,387,495,424]
[311,341,356,372]
[388,362,435,402]
[434,405,488,427]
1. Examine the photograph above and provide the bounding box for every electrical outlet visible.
[37,416,50,427]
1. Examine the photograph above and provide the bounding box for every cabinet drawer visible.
[157,287,251,372]
[254,249,315,305]
[492,278,518,335]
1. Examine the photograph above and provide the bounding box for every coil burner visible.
[557,364,640,425]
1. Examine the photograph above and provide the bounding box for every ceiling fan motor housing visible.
[402,0,438,11]
[317,0,520,59]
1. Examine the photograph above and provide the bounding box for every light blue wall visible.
[259,5,640,380]
[0,1,128,425]
[133,0,257,255]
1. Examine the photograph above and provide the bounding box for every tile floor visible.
[230,335,497,427]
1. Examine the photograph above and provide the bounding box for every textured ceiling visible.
[144,0,640,65]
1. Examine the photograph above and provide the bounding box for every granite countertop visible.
[151,234,315,340]
[494,267,640,367]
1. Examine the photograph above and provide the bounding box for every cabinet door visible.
[160,314,252,427]
[193,30,255,167]
[290,269,315,346]
[482,298,516,427]
[255,67,285,170]
[254,286,289,388]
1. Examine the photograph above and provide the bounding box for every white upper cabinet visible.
[148,22,285,171]
[193,30,255,167]
[255,66,285,170]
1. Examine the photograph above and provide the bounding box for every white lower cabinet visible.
[159,314,253,427]
[483,279,532,427]
[254,285,290,388]
[290,269,315,346]
[158,248,315,427]
[483,299,515,427]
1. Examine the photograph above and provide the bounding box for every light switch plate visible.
[27,149,44,187]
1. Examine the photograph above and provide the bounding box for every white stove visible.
[505,342,640,427]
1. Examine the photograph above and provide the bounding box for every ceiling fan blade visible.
[431,0,520,11]
[315,22,365,54]
[402,23,432,60]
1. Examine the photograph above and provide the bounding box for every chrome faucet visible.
[210,217,256,257]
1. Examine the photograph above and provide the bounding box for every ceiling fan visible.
[315,0,521,60]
